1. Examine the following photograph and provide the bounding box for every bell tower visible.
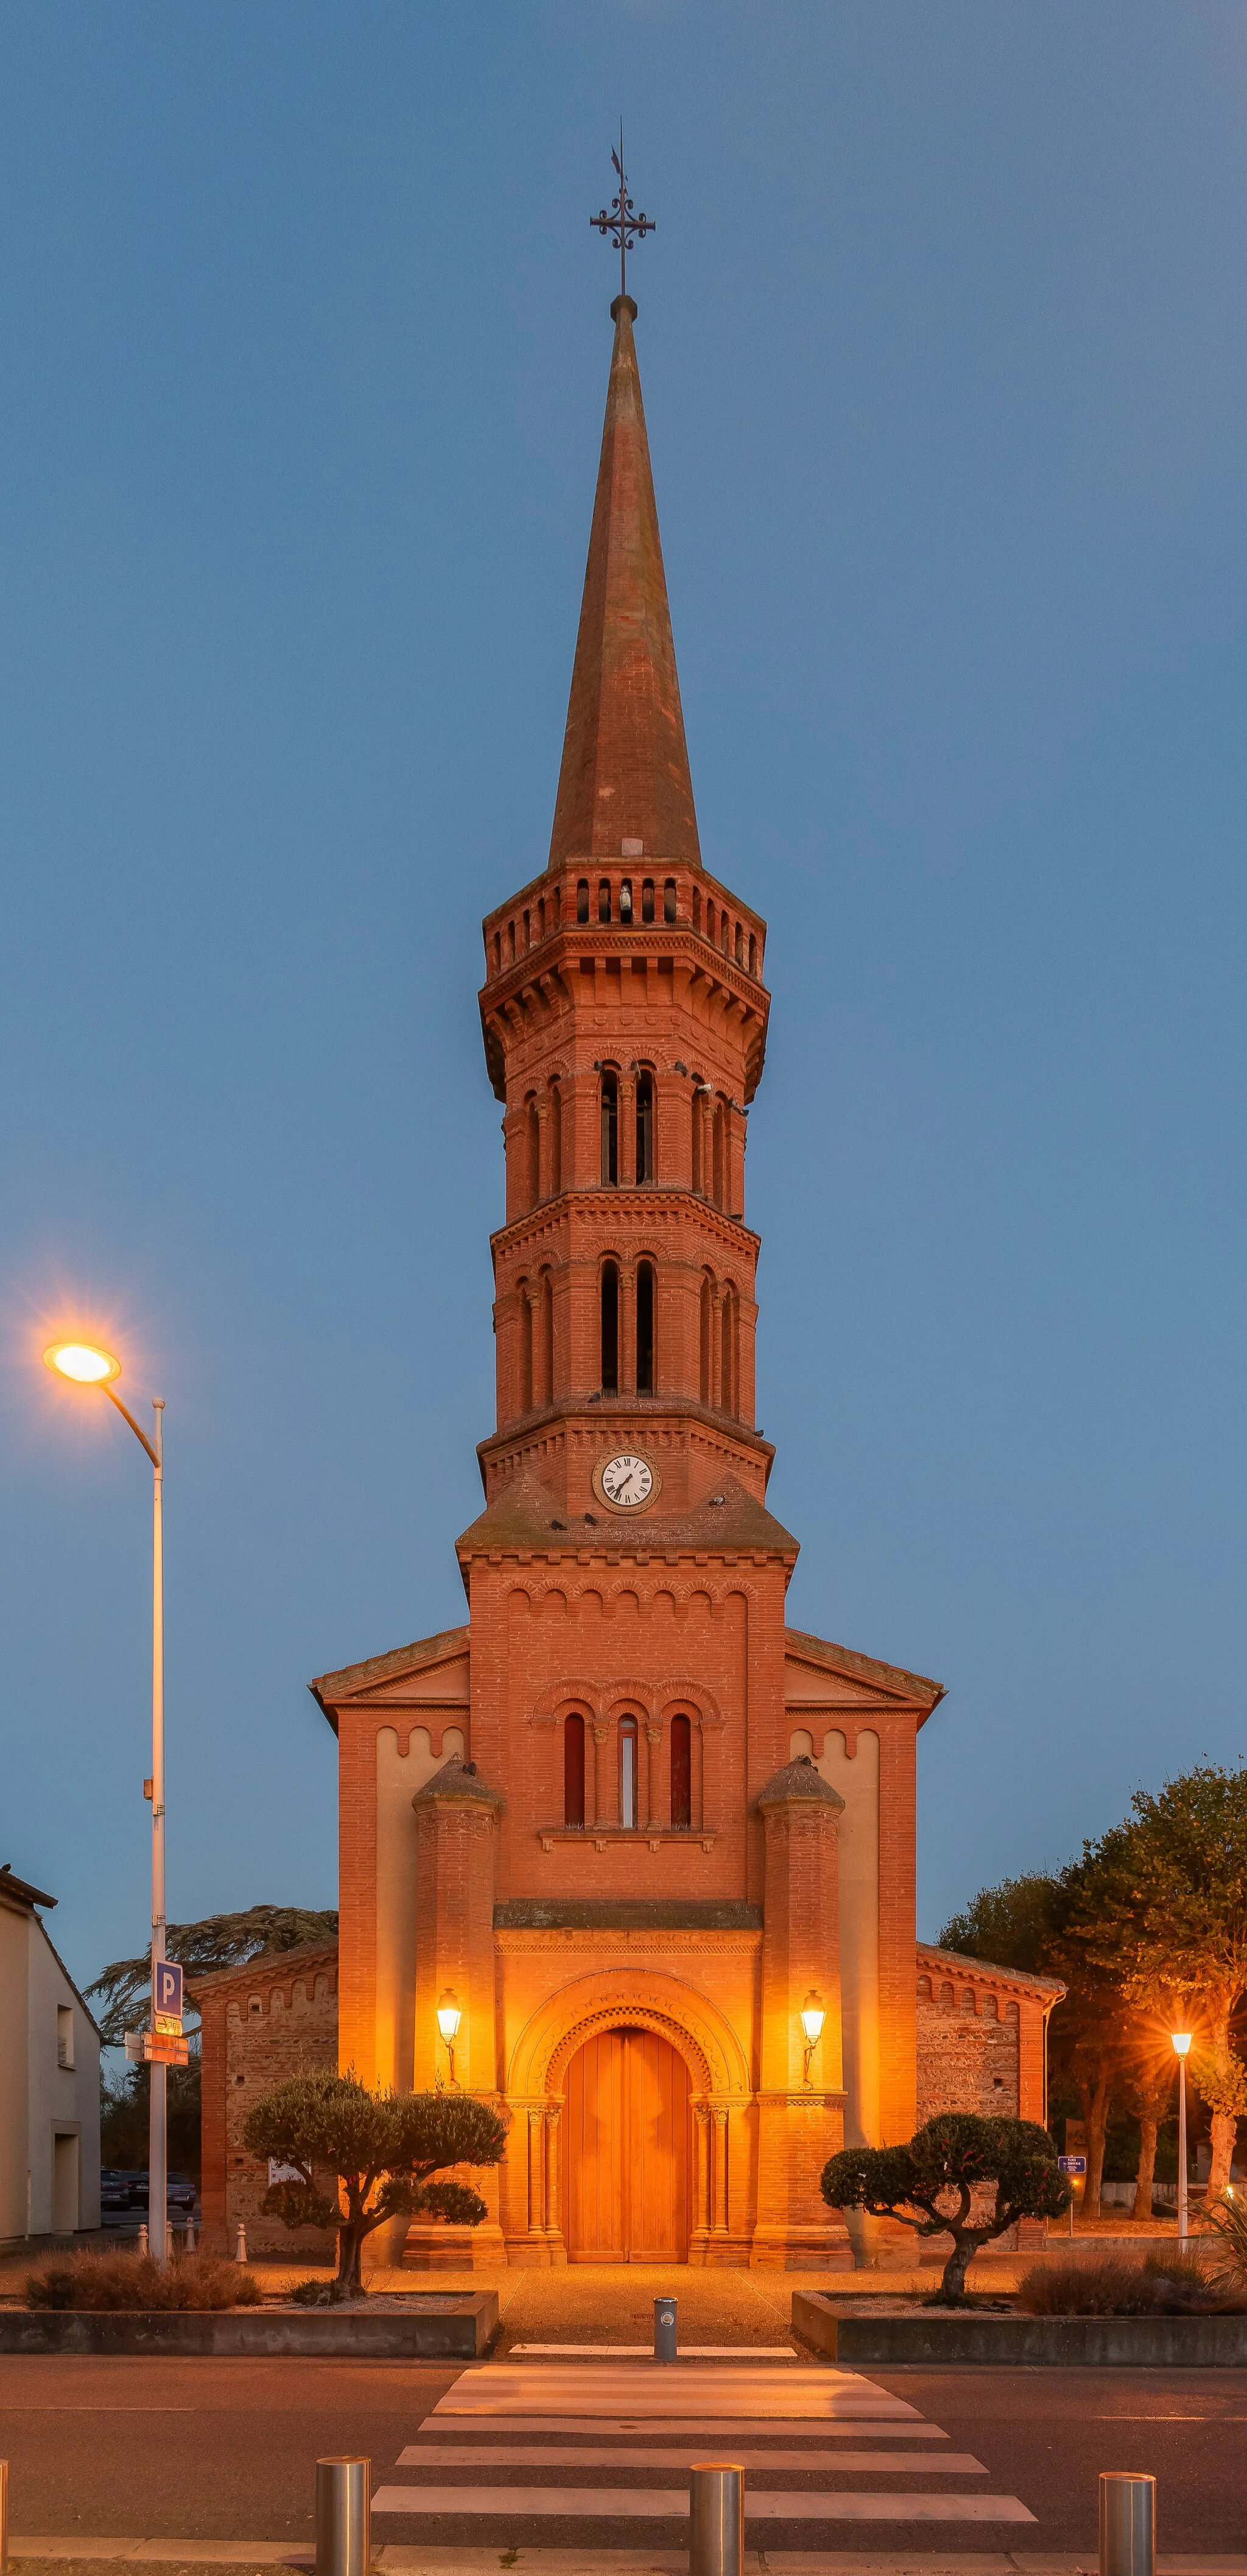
[476,292,774,1522]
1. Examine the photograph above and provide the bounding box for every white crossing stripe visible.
[371,2486,1037,2523]
[412,2415,949,2439]
[510,2342,795,2356]
[397,2445,989,2474]
[433,2363,919,2418]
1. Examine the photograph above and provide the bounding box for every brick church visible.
[200,289,1062,2267]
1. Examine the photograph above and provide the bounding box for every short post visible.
[315,2457,370,2576]
[164,2219,175,2262]
[184,2214,198,2252]
[1100,2472,1156,2576]
[654,2295,678,2361]
[234,2221,248,2264]
[136,2222,149,2258]
[1,2454,9,2576]
[690,2463,744,2576]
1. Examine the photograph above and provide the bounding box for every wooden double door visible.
[562,2026,692,2263]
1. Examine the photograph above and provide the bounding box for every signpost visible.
[1058,2153,1087,2239]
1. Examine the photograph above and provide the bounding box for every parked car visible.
[125,2170,197,2213]
[99,2168,136,2212]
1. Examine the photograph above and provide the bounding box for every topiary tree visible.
[822,2113,1072,2303]
[242,2070,508,2293]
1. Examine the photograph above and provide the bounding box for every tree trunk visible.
[1082,2067,1112,2223]
[337,2223,365,2294]
[1209,2110,1237,2197]
[940,2236,974,2304]
[1132,2117,1158,2220]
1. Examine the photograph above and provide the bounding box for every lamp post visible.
[44,1342,168,2262]
[799,1993,825,2088]
[436,1991,462,2088]
[1171,2031,1192,2251]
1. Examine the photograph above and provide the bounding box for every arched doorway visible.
[561,2025,691,2262]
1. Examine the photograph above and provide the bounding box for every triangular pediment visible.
[784,1625,943,1722]
[309,1624,470,1731]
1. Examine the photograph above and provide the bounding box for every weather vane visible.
[591,130,654,303]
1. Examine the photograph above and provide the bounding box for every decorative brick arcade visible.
[201,292,1062,2268]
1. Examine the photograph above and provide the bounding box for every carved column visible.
[619,1073,636,1186]
[751,1758,849,2269]
[710,1289,724,1409]
[692,2105,712,2261]
[528,2109,546,2233]
[544,2104,566,2264]
[713,2106,730,2236]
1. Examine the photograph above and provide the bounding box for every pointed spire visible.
[548,297,701,871]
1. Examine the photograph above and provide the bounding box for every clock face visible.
[594,1451,659,1512]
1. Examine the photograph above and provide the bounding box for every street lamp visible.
[437,1991,462,2086]
[1171,2031,1192,2251]
[799,1992,826,2087]
[44,1340,169,2261]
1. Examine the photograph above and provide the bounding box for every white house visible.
[0,1864,102,2248]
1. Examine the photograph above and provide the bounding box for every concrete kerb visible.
[793,2288,1247,2365]
[0,2295,498,2359]
[9,2555,1247,2576]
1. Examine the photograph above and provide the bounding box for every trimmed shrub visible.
[26,2251,263,2312]
[1016,2257,1159,2316]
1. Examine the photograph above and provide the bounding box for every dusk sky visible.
[3,4,1245,2005]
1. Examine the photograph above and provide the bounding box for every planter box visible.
[793,2290,1247,2367]
[0,2294,498,2360]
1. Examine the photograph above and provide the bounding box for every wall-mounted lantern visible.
[799,1991,825,2087]
[437,1990,462,2086]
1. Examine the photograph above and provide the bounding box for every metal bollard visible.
[690,2463,744,2576]
[1,2455,9,2576]
[1100,2472,1156,2576]
[654,2295,678,2362]
[234,2221,248,2264]
[165,2220,175,2262]
[315,2457,370,2576]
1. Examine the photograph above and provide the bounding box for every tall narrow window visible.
[599,879,612,923]
[619,878,633,921]
[692,889,702,934]
[712,1100,726,1207]
[664,878,677,923]
[642,878,655,923]
[706,900,716,947]
[700,1273,713,1405]
[748,932,757,977]
[636,1072,653,1183]
[549,1082,562,1194]
[720,1286,735,1416]
[735,922,745,965]
[519,1281,533,1412]
[600,1071,619,1184]
[577,878,590,924]
[670,1716,692,1830]
[564,1714,585,1829]
[619,1717,638,1828]
[525,1094,541,1208]
[600,1260,619,1393]
[539,1269,554,1407]
[691,1086,703,1194]
[636,1259,655,1394]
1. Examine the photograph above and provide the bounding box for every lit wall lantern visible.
[436,1990,462,2085]
[799,1991,825,2086]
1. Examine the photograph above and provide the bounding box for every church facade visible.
[200,291,1061,2268]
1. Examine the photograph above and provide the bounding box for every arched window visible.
[700,1273,713,1406]
[525,1094,541,1208]
[706,899,715,947]
[636,1259,655,1395]
[619,878,633,921]
[549,1082,562,1194]
[642,878,655,923]
[598,879,612,924]
[523,909,531,950]
[734,921,744,965]
[508,920,516,962]
[692,888,702,934]
[600,1071,619,1185]
[691,1084,703,1194]
[493,931,502,974]
[636,1072,653,1183]
[712,1100,726,1207]
[519,1279,533,1412]
[564,1714,585,1829]
[720,1286,736,1416]
[600,1260,619,1393]
[577,878,590,924]
[619,1717,638,1829]
[538,896,546,938]
[670,1715,692,1830]
[539,1268,554,1407]
[664,877,677,923]
[748,932,757,978]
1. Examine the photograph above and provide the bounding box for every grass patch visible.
[1016,2251,1246,2317]
[26,2250,263,2311]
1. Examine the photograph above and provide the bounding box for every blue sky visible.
[2,3,1245,1998]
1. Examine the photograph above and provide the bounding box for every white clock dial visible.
[600,1452,654,1509]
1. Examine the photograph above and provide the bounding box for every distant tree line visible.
[941,1761,1247,2219]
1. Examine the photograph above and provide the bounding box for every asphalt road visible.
[1,2356,1245,2552]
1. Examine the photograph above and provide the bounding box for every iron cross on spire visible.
[591,133,654,302]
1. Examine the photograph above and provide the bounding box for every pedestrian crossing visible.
[370,2359,1036,2535]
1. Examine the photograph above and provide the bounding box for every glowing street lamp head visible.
[436,1992,462,2044]
[44,1341,121,1386]
[1172,2032,1193,2058]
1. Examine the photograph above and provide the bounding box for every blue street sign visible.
[155,1960,183,2021]
[1058,2154,1087,2175]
